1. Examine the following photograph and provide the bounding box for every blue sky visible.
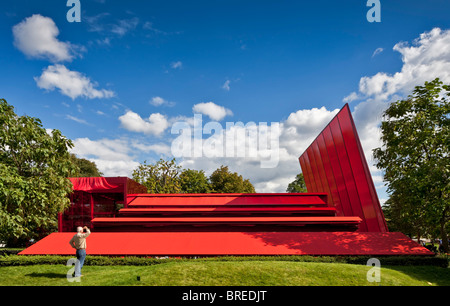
[2,0,450,198]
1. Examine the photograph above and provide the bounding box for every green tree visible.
[70,154,103,177]
[373,78,449,252]
[179,169,211,193]
[209,166,255,193]
[132,158,181,194]
[0,99,77,247]
[286,173,308,193]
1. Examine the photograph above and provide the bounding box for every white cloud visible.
[357,28,450,102]
[92,159,140,177]
[35,64,115,100]
[284,107,339,136]
[222,80,231,91]
[150,96,165,106]
[111,17,139,36]
[71,138,139,177]
[130,141,172,156]
[171,61,183,69]
[372,47,384,58]
[150,96,174,107]
[119,111,169,136]
[175,106,339,193]
[343,92,359,103]
[72,138,132,161]
[66,115,92,126]
[13,14,81,62]
[192,102,233,121]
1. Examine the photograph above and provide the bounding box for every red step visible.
[127,193,328,208]
[119,207,337,217]
[92,216,361,232]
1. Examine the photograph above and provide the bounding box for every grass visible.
[0,260,449,286]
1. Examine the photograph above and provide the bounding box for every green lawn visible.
[0,261,449,286]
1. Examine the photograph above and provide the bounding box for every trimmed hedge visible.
[0,254,448,268]
[0,249,22,256]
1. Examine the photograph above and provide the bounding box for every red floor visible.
[19,231,433,256]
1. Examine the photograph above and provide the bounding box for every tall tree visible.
[179,169,211,193]
[209,165,255,193]
[286,173,308,193]
[373,78,449,252]
[70,154,103,177]
[0,99,77,247]
[132,158,181,194]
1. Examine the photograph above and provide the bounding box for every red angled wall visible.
[299,104,388,232]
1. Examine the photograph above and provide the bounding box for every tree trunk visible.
[440,219,449,253]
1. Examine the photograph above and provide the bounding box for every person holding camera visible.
[69,226,91,277]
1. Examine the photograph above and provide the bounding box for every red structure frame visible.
[20,104,432,256]
[299,104,388,232]
[58,177,146,232]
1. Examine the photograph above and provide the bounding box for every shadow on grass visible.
[25,272,67,279]
[385,266,450,286]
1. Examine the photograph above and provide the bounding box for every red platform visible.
[19,232,432,256]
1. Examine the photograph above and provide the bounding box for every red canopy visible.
[69,177,121,193]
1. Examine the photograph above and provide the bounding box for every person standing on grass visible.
[69,226,91,277]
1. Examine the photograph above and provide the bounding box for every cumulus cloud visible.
[357,28,450,102]
[284,107,339,135]
[172,106,339,192]
[71,138,140,177]
[119,111,169,136]
[150,96,175,107]
[34,64,115,100]
[130,141,172,156]
[348,27,450,144]
[150,97,165,106]
[192,102,233,121]
[72,138,131,161]
[13,14,81,62]
[71,137,174,177]
[343,92,359,103]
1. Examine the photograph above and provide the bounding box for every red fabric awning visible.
[69,177,121,193]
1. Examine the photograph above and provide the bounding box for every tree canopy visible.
[373,78,449,252]
[132,158,182,194]
[70,154,102,177]
[0,99,77,247]
[209,165,256,193]
[286,173,308,193]
[179,169,211,194]
[132,160,256,194]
